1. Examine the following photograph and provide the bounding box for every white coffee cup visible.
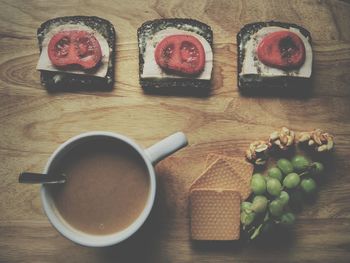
[41,131,188,247]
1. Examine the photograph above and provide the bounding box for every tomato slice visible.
[257,31,306,69]
[155,35,205,75]
[48,30,102,69]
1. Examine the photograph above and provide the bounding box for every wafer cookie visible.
[190,189,241,240]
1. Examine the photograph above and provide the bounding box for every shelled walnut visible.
[246,140,269,165]
[298,129,334,152]
[269,127,295,150]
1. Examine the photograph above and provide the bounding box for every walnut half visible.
[298,129,334,152]
[269,127,296,151]
[246,140,269,165]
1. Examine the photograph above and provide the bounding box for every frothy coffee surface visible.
[49,138,150,235]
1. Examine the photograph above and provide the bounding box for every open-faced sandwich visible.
[138,19,213,92]
[37,16,116,90]
[237,21,312,93]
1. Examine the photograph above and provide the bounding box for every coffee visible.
[48,137,150,235]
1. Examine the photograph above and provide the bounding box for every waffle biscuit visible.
[190,158,251,200]
[206,153,254,185]
[190,189,241,240]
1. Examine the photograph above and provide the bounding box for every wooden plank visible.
[0,219,349,263]
[0,0,350,262]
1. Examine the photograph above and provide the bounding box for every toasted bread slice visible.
[37,16,116,91]
[237,21,312,96]
[138,18,213,94]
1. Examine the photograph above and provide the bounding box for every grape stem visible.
[250,224,263,240]
[299,171,309,177]
[249,211,270,240]
[299,162,317,177]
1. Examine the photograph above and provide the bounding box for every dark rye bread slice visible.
[237,21,312,96]
[37,16,115,91]
[138,19,213,94]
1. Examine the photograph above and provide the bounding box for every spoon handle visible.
[19,172,66,184]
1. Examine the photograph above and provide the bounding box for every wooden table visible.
[1,0,350,262]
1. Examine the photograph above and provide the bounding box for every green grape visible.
[269,199,284,217]
[241,201,252,213]
[312,162,324,176]
[283,173,301,189]
[277,159,294,175]
[301,178,317,194]
[268,167,283,182]
[278,191,290,206]
[291,155,310,172]
[280,212,296,226]
[251,173,266,195]
[240,211,256,226]
[251,195,268,213]
[267,178,282,196]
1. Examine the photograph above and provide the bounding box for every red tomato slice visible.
[155,35,205,75]
[257,31,306,69]
[48,30,102,69]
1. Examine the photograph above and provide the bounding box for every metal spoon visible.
[19,172,66,184]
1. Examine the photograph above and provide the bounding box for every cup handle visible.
[144,132,188,165]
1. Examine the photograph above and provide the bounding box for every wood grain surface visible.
[1,0,350,262]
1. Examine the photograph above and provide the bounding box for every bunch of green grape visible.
[241,155,324,240]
